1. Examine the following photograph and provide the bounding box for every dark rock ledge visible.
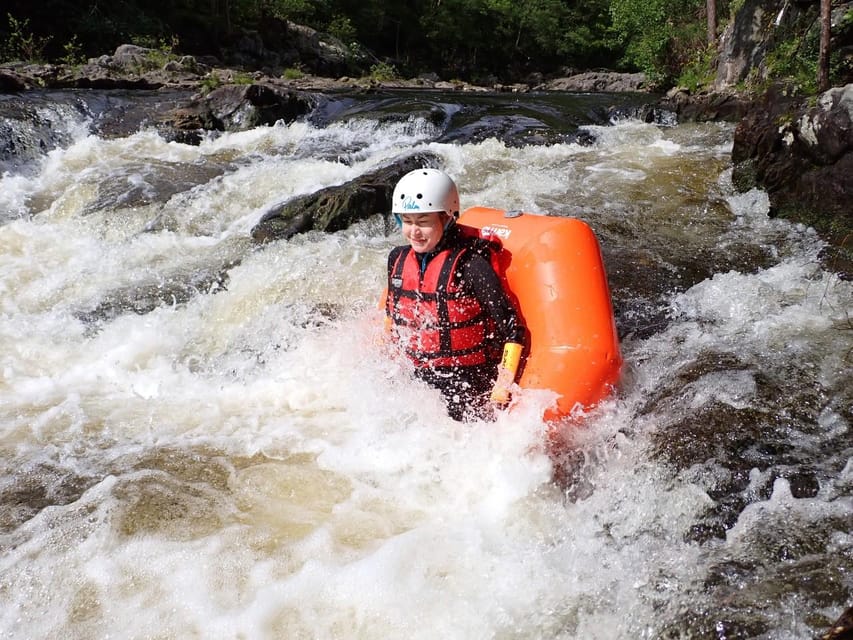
[731,83,853,276]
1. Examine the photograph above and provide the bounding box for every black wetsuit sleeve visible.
[457,253,527,344]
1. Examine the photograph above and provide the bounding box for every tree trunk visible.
[818,0,831,92]
[706,0,717,44]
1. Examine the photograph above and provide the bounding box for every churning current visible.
[0,90,850,639]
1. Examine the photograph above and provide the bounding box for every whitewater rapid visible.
[0,93,850,639]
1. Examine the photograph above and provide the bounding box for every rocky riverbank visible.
[732,84,852,271]
[0,43,650,95]
[1,44,850,275]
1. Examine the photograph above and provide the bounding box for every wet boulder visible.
[0,96,88,173]
[281,21,367,77]
[159,83,315,141]
[251,151,441,243]
[538,71,648,92]
[0,68,28,92]
[0,460,100,534]
[657,88,753,122]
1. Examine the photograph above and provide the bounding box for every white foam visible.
[0,105,848,640]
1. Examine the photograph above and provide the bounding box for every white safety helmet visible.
[392,168,460,219]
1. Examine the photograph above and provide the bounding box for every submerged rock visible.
[76,249,245,326]
[0,460,98,534]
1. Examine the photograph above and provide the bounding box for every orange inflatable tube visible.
[457,206,622,421]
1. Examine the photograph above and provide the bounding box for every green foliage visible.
[1,13,52,63]
[130,34,179,54]
[199,69,253,93]
[327,14,356,45]
[263,0,327,23]
[731,1,852,97]
[668,19,708,82]
[117,35,181,73]
[282,66,305,79]
[368,62,399,82]
[728,0,746,21]
[59,36,85,66]
[410,0,615,79]
[831,9,853,84]
[764,36,818,95]
[3,0,840,95]
[610,0,706,84]
[757,8,826,96]
[0,1,671,83]
[609,0,668,79]
[232,71,254,84]
[677,43,717,92]
[558,1,621,67]
[200,73,223,94]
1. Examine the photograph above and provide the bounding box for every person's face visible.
[401,212,448,253]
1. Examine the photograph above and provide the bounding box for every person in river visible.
[384,168,526,421]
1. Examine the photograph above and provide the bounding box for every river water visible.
[0,89,850,639]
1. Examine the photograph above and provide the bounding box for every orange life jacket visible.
[387,243,498,369]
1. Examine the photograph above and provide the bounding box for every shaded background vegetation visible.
[1,0,850,90]
[1,0,723,83]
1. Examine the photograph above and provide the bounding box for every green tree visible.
[707,0,717,44]
[260,0,328,23]
[818,0,831,91]
[0,0,723,85]
[549,0,616,68]
[610,0,705,83]
[419,0,492,76]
